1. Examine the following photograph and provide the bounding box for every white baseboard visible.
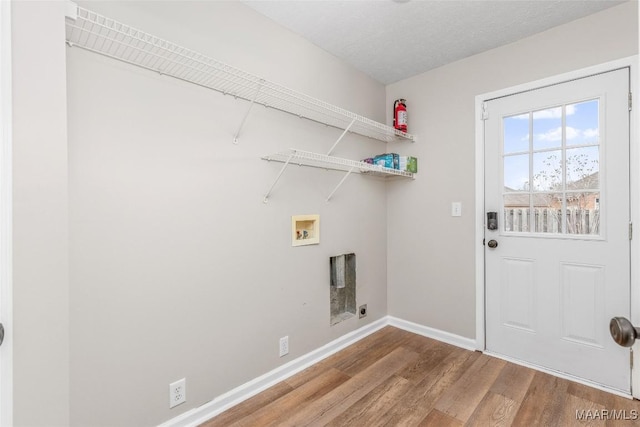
[159,316,476,427]
[159,317,389,427]
[387,316,477,351]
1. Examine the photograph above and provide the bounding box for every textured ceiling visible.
[243,0,626,84]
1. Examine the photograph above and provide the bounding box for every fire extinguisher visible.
[393,99,407,133]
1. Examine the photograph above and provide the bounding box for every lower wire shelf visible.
[261,149,414,202]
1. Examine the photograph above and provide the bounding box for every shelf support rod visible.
[326,167,355,202]
[327,118,356,156]
[233,81,263,144]
[263,153,294,203]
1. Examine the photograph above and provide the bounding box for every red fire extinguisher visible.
[393,99,407,133]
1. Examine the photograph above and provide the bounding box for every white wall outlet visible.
[279,336,289,357]
[169,378,186,409]
[451,202,462,217]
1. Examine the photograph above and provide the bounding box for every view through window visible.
[502,99,600,235]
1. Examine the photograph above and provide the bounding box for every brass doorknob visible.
[487,239,498,248]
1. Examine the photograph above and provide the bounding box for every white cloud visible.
[583,128,599,139]
[536,127,562,142]
[533,108,562,120]
[534,126,599,143]
[566,126,580,140]
[513,104,576,120]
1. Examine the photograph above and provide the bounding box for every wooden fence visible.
[504,208,599,235]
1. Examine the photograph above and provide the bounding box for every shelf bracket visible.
[327,118,356,156]
[65,1,78,20]
[233,81,263,144]
[263,153,294,203]
[326,167,355,202]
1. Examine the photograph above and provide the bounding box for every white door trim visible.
[0,1,13,425]
[475,56,639,396]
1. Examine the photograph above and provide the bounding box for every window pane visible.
[504,194,530,232]
[533,107,562,150]
[533,150,562,192]
[499,99,601,238]
[533,193,562,233]
[504,154,529,192]
[566,192,600,235]
[566,100,599,146]
[504,114,529,154]
[566,146,599,190]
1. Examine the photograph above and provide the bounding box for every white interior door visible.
[484,68,631,393]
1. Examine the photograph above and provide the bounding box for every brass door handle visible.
[487,240,498,249]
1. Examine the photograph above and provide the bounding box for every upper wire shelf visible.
[64,6,417,144]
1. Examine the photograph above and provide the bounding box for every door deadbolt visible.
[487,212,498,230]
[487,239,498,249]
[610,317,640,347]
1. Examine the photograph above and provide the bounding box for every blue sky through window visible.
[503,99,599,193]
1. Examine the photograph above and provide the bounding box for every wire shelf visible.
[65,6,417,144]
[262,149,415,179]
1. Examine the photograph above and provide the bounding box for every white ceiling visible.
[243,0,626,84]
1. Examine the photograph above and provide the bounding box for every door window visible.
[502,99,601,236]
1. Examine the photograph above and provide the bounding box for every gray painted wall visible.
[9,1,638,426]
[66,1,387,425]
[386,1,638,339]
[12,2,70,426]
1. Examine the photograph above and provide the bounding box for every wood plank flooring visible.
[201,326,640,426]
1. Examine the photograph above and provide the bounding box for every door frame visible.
[474,56,639,397]
[0,0,12,424]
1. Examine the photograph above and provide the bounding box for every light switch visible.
[451,202,462,217]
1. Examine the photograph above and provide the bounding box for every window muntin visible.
[503,99,600,236]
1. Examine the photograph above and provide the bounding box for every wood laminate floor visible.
[201,326,640,426]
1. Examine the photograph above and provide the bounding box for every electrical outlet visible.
[359,304,368,319]
[279,336,289,357]
[169,378,186,409]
